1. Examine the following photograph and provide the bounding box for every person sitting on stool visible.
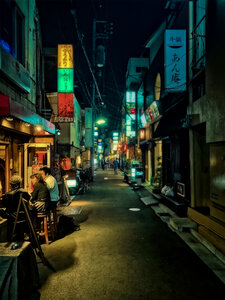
[30,173,50,213]
[39,167,59,209]
[0,175,30,241]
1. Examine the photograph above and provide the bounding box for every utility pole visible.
[92,19,96,110]
[92,19,113,166]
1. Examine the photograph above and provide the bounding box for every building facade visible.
[0,0,55,193]
[187,0,225,251]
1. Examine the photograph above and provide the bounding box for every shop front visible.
[0,95,55,193]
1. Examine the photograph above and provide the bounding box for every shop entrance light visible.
[56,129,61,136]
[36,125,42,131]
[6,116,13,121]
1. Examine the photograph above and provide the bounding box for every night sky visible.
[37,0,167,131]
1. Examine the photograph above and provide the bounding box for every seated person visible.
[30,173,50,213]
[0,175,30,240]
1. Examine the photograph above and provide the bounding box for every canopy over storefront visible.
[0,94,55,135]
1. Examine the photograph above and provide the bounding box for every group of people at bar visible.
[0,167,59,241]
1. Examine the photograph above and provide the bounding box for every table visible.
[0,242,40,300]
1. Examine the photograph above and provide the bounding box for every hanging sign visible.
[85,108,93,148]
[57,69,74,93]
[58,93,74,122]
[58,45,73,68]
[165,30,186,92]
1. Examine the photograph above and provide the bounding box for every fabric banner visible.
[165,29,186,92]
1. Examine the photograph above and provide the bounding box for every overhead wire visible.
[69,4,103,110]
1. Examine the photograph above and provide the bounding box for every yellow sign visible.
[58,44,73,68]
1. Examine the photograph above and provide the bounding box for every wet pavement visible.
[38,169,225,300]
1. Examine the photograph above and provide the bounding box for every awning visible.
[0,95,55,134]
[153,104,186,139]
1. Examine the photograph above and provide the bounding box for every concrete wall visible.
[189,0,225,143]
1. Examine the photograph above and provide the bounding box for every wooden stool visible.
[51,206,58,233]
[36,212,54,245]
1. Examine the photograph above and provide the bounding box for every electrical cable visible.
[69,7,103,110]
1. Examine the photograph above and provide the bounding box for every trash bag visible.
[58,215,80,235]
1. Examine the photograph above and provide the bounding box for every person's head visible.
[30,173,44,185]
[39,167,51,180]
[10,175,22,190]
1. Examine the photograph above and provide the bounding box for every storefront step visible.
[140,196,159,206]
[156,194,188,217]
[169,217,197,232]
[190,228,225,264]
[188,208,225,240]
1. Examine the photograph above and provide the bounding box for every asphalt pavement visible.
[38,169,225,300]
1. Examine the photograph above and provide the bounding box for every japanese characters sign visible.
[140,101,160,127]
[58,45,73,69]
[58,93,74,122]
[57,69,74,93]
[125,91,136,137]
[165,30,186,92]
[57,44,74,122]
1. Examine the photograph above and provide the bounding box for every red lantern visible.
[60,157,72,170]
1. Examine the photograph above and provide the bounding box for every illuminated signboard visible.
[58,93,74,122]
[57,44,74,123]
[126,91,135,103]
[144,110,151,123]
[139,128,146,140]
[148,107,154,121]
[57,69,74,93]
[141,114,147,127]
[151,101,159,118]
[125,91,136,137]
[58,45,73,69]
[113,132,119,150]
[140,101,160,127]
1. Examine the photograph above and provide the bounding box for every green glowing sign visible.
[57,69,73,93]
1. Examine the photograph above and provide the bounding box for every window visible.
[0,0,13,53]
[136,67,147,73]
[191,0,206,101]
[0,1,25,65]
[192,0,206,71]
[15,8,25,65]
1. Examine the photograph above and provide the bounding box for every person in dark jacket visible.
[30,173,50,213]
[0,175,30,240]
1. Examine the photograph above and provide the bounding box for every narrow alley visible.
[38,170,225,300]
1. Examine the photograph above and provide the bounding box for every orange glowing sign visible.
[58,45,73,69]
[139,128,146,140]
